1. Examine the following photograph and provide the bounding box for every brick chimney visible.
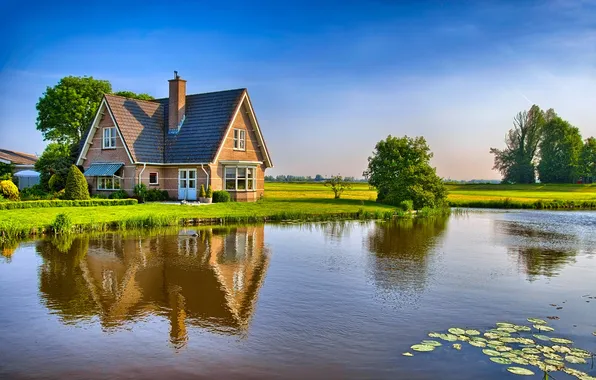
[168,71,186,134]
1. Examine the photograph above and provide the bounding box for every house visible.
[0,149,38,172]
[76,72,273,201]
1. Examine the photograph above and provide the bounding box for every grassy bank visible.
[2,182,595,241]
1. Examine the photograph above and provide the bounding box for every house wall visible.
[135,165,208,200]
[82,111,136,195]
[210,102,267,201]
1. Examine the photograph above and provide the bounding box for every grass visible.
[2,182,595,241]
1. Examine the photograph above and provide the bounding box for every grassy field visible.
[1,182,595,240]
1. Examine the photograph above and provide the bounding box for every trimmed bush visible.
[109,189,129,199]
[0,180,19,201]
[399,199,414,212]
[48,174,64,192]
[0,198,138,210]
[212,190,231,203]
[64,165,90,200]
[206,185,213,198]
[199,185,206,198]
[52,213,72,234]
[145,189,169,202]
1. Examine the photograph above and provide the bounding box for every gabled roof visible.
[0,149,38,165]
[157,89,246,163]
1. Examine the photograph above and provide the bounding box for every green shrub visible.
[145,189,169,202]
[48,174,64,192]
[199,184,206,198]
[206,185,213,198]
[109,189,129,199]
[0,194,5,202]
[0,180,19,201]
[20,184,49,200]
[134,183,147,203]
[0,198,138,210]
[64,165,90,200]
[399,199,414,212]
[212,190,231,203]
[52,213,72,234]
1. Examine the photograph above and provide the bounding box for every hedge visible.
[0,198,138,210]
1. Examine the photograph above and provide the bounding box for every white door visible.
[178,169,197,200]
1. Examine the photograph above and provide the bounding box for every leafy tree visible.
[538,114,583,183]
[64,165,90,200]
[363,135,447,209]
[36,76,112,145]
[35,143,73,191]
[490,105,545,184]
[580,137,596,182]
[315,174,324,181]
[324,175,352,199]
[113,91,154,101]
[0,163,13,179]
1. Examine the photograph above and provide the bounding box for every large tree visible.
[490,105,545,184]
[113,91,154,101]
[363,135,447,210]
[579,137,596,182]
[537,114,583,183]
[36,76,112,145]
[34,143,73,191]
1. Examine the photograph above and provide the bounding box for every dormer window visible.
[103,127,116,149]
[233,129,245,151]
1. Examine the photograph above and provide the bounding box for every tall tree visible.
[34,143,73,191]
[363,135,447,209]
[36,76,112,145]
[113,91,154,101]
[538,114,583,183]
[579,137,596,183]
[490,105,545,184]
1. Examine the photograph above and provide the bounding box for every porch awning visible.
[84,163,123,177]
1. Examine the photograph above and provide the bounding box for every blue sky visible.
[1,0,595,180]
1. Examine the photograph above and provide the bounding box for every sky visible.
[1,0,595,180]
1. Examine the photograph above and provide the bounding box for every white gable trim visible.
[76,97,135,165]
[211,91,273,168]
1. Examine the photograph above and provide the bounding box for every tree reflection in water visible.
[365,217,448,308]
[496,220,579,280]
[36,226,270,350]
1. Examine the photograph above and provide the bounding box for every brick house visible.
[76,72,273,201]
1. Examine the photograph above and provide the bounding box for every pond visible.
[0,211,595,379]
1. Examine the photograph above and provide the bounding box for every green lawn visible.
[1,182,595,239]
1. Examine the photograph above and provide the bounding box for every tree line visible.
[264,175,367,183]
[490,105,596,184]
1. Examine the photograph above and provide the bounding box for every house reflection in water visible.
[37,226,270,349]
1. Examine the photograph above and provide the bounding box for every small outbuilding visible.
[13,170,41,190]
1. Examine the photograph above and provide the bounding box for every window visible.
[97,176,121,190]
[103,127,117,149]
[233,129,246,150]
[149,172,158,185]
[225,166,256,191]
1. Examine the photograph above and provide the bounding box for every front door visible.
[178,169,197,200]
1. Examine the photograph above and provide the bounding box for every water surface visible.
[0,211,595,379]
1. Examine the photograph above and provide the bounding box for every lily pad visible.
[521,348,540,354]
[517,338,535,345]
[533,334,551,341]
[453,343,462,350]
[465,329,481,336]
[428,332,442,338]
[402,352,413,357]
[536,362,558,372]
[550,337,573,344]
[421,340,442,347]
[457,335,470,342]
[448,328,466,335]
[534,325,554,332]
[482,349,502,357]
[487,340,505,346]
[469,341,487,348]
[593,331,596,336]
[411,344,435,352]
[495,346,513,352]
[544,359,564,368]
[438,333,458,342]
[522,354,540,361]
[499,337,519,343]
[496,322,515,328]
[507,367,535,376]
[509,357,530,365]
[497,327,517,333]
[570,348,592,358]
[565,355,587,364]
[552,345,571,354]
[484,332,500,340]
[513,325,532,332]
[501,352,518,358]
[563,367,589,378]
[490,357,511,364]
[527,318,547,325]
[544,352,563,361]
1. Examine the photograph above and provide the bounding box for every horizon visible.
[1,0,595,181]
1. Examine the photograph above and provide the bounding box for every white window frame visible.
[233,129,246,151]
[97,176,121,190]
[149,172,159,185]
[103,127,117,149]
[224,166,256,191]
